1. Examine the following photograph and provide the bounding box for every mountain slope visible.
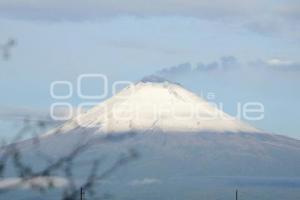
[52,76,260,135]
[8,76,300,199]
[38,76,300,177]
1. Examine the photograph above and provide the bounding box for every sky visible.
[0,0,299,139]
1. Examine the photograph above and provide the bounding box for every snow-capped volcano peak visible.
[58,77,260,134]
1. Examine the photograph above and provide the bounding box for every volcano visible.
[53,75,260,134]
[6,76,300,199]
[45,75,300,175]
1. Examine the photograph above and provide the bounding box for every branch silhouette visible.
[0,119,138,199]
[0,39,16,60]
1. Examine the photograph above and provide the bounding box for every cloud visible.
[156,57,300,77]
[0,106,73,122]
[197,62,219,71]
[0,0,299,37]
[220,56,240,70]
[251,58,300,71]
[0,0,259,21]
[277,3,300,23]
[197,56,240,71]
[157,62,192,76]
[128,178,161,186]
[0,106,50,121]
[0,176,69,190]
[245,3,300,37]
[156,56,241,76]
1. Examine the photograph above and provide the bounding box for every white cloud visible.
[0,176,69,190]
[262,58,300,71]
[129,178,161,186]
[0,0,299,37]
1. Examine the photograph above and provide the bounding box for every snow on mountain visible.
[38,75,300,179]
[8,76,300,200]
[55,76,260,135]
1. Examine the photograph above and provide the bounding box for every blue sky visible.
[0,0,299,138]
